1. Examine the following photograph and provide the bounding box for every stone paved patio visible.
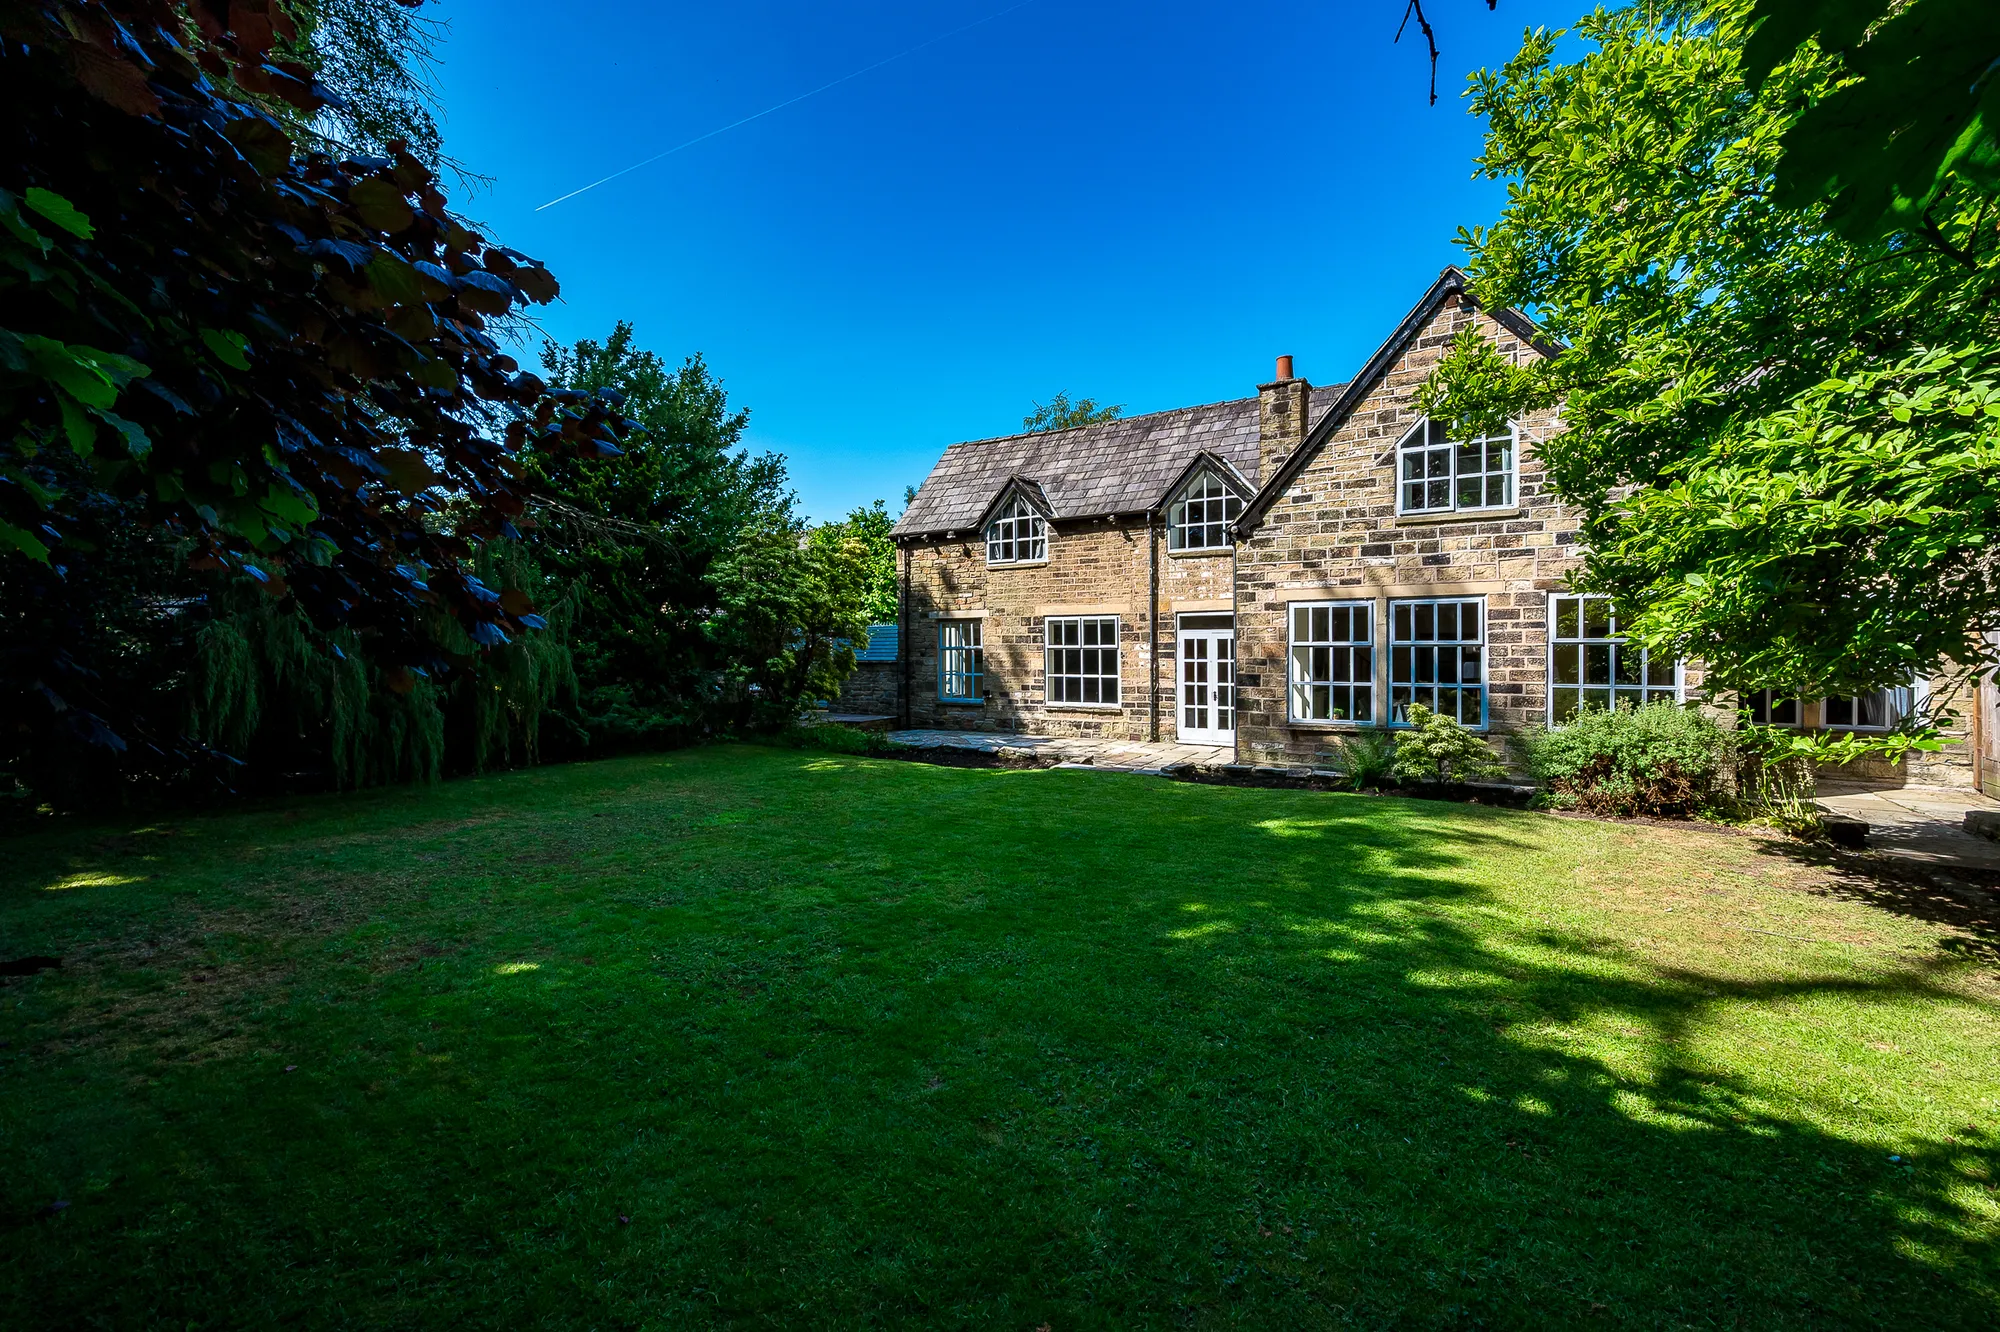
[1816,783,2000,871]
[888,729,1231,774]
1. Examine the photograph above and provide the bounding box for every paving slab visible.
[889,729,1231,773]
[1815,783,2000,871]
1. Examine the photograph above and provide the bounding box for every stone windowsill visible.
[1166,546,1232,559]
[1391,507,1522,528]
[1043,704,1125,714]
[987,559,1051,570]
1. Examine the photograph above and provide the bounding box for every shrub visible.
[767,723,901,756]
[1513,701,1732,818]
[1336,730,1398,790]
[1390,704,1506,785]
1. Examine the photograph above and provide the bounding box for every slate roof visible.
[854,623,898,662]
[895,386,1342,538]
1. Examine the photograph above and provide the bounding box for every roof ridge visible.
[938,394,1261,452]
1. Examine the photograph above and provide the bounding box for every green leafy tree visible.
[1023,392,1123,433]
[527,323,789,745]
[1422,1,1999,734]
[816,500,898,623]
[272,0,449,169]
[705,511,873,731]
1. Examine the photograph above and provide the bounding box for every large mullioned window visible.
[1390,598,1486,726]
[939,620,983,702]
[1548,595,1679,723]
[1288,602,1374,723]
[1045,616,1120,706]
[1397,418,1516,515]
[1168,471,1242,551]
[986,496,1046,565]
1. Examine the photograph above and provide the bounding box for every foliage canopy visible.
[527,323,785,747]
[1,0,634,756]
[1425,0,2000,718]
[1743,0,2000,239]
[1023,391,1124,433]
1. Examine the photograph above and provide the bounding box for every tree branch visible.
[1396,0,1441,106]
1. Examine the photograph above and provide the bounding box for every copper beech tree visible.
[0,0,636,752]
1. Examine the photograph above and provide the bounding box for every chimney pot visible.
[1275,354,1295,382]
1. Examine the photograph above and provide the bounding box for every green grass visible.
[3,745,1997,1328]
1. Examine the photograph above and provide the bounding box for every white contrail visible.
[536,0,1040,211]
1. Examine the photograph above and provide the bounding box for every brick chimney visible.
[1258,355,1310,485]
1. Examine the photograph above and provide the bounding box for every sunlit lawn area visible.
[3,745,1998,1327]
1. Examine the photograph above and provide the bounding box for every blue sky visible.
[428,0,1578,521]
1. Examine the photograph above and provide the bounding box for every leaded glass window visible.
[986,496,1046,564]
[1397,419,1516,514]
[1390,598,1485,726]
[1742,690,1801,727]
[1823,687,1911,731]
[1169,470,1241,551]
[1045,616,1120,705]
[1288,602,1374,723]
[939,620,983,702]
[1548,595,1679,723]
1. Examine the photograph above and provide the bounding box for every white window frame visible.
[1168,470,1243,552]
[1741,689,1802,728]
[938,620,984,703]
[1395,418,1518,516]
[1821,686,1913,732]
[1044,615,1120,707]
[986,496,1047,566]
[1546,594,1682,725]
[1287,600,1375,725]
[1389,597,1487,729]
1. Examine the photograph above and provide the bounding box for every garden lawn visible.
[3,744,1998,1328]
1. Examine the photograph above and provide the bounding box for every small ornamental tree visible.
[1512,701,1734,819]
[1390,704,1507,785]
[0,0,634,758]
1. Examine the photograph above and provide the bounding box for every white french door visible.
[1176,617,1236,744]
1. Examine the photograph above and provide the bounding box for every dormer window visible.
[1397,418,1516,515]
[1169,470,1242,551]
[986,496,1046,565]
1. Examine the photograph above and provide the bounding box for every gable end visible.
[1233,267,1555,537]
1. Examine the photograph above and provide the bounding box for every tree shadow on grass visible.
[1744,834,2000,965]
[1110,791,1999,1326]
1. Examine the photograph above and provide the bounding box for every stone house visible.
[884,268,1975,789]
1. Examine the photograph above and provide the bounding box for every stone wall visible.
[833,661,900,717]
[903,518,1163,740]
